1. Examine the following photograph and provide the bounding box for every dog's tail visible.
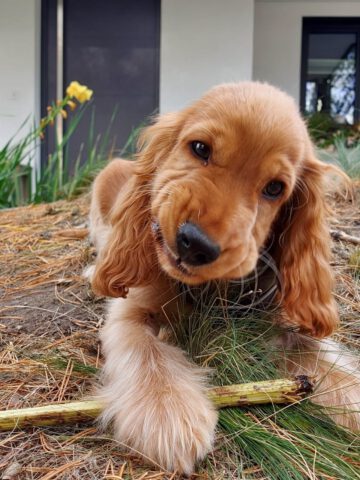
[280,333,360,430]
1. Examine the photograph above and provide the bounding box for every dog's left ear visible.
[273,154,339,338]
[91,112,183,298]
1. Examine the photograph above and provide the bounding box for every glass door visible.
[301,18,360,124]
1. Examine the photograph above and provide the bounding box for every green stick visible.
[0,376,312,431]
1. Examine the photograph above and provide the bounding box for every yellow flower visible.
[66,81,93,103]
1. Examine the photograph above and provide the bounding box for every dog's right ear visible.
[135,111,184,177]
[91,112,183,298]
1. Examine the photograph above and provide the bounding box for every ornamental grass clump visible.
[319,136,360,180]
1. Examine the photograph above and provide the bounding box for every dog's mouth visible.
[151,219,192,277]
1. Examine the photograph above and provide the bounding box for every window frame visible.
[300,17,360,123]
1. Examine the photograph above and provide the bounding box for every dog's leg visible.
[99,291,218,475]
[85,159,135,282]
[280,333,360,430]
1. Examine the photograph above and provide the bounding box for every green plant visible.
[0,122,32,208]
[306,112,339,146]
[33,105,119,203]
[59,109,147,201]
[318,136,360,179]
[1,101,145,208]
[306,112,360,148]
[349,249,360,280]
[120,122,147,159]
[0,81,94,208]
[33,104,89,203]
[172,286,360,479]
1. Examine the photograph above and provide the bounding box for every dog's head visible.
[93,82,340,338]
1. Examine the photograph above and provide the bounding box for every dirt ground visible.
[0,188,359,480]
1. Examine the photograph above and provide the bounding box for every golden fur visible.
[88,82,360,474]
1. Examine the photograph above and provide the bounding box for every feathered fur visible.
[88,82,359,474]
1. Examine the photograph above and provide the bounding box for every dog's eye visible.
[190,141,211,163]
[262,180,285,200]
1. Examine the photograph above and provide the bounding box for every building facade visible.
[1,0,360,171]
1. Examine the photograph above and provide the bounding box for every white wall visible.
[160,0,254,112]
[0,0,40,151]
[253,0,360,103]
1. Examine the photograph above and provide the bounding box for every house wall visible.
[253,0,360,103]
[160,0,255,112]
[0,0,41,151]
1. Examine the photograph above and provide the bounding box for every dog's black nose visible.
[176,222,220,266]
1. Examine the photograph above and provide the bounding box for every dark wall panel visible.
[42,0,160,171]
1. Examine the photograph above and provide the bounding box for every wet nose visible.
[176,222,220,266]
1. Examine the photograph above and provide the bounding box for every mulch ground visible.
[0,188,359,480]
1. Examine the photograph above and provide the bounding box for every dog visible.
[88,82,360,475]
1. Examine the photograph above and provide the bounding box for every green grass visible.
[33,105,117,203]
[349,249,360,281]
[0,117,34,208]
[29,353,100,376]
[172,285,360,479]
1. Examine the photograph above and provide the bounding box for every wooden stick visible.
[330,229,360,245]
[208,376,313,408]
[0,401,100,431]
[0,376,312,431]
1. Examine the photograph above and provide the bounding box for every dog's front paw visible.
[102,382,218,475]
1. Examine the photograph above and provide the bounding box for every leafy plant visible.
[306,112,360,148]
[0,81,98,208]
[0,98,76,209]
[33,105,118,203]
[33,103,90,203]
[0,123,32,208]
[318,136,360,179]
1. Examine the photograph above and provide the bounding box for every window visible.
[301,18,360,124]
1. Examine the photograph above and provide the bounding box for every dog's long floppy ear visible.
[91,112,183,298]
[274,153,340,339]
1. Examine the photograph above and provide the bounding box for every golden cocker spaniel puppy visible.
[88,82,360,474]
